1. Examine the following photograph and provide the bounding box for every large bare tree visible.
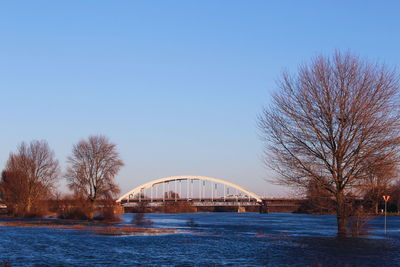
[0,140,60,216]
[65,135,124,218]
[259,52,400,235]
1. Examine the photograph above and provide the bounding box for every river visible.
[1,213,400,266]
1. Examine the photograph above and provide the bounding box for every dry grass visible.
[92,226,176,236]
[0,220,177,236]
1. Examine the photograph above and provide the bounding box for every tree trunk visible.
[26,198,32,216]
[336,192,347,236]
[88,200,95,220]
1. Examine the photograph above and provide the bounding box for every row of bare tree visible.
[299,179,400,215]
[259,51,400,236]
[0,135,124,219]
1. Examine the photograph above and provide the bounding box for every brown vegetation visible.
[162,201,197,213]
[65,135,124,219]
[93,226,176,236]
[164,191,180,200]
[48,194,121,221]
[297,182,335,214]
[360,158,398,214]
[0,140,59,217]
[0,220,176,236]
[259,51,400,235]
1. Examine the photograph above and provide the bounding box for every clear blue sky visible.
[1,1,400,197]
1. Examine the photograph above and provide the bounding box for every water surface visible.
[1,213,399,266]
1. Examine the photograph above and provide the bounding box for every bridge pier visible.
[238,206,246,213]
[259,200,269,214]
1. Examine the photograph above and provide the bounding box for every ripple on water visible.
[1,213,400,266]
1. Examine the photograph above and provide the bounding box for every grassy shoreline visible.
[0,218,177,236]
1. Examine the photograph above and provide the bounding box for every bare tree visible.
[390,179,400,214]
[259,51,400,235]
[164,191,180,199]
[0,140,60,216]
[65,135,124,219]
[361,154,398,214]
[300,180,336,214]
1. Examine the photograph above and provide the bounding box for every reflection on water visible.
[1,213,399,266]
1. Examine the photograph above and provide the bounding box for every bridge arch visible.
[117,175,262,203]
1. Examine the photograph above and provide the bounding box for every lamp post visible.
[383,195,391,234]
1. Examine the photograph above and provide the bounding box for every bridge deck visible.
[120,198,259,203]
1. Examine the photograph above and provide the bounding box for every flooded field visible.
[1,213,400,266]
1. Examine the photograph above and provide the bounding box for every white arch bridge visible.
[117,175,267,213]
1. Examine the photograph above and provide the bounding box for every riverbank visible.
[0,219,177,236]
